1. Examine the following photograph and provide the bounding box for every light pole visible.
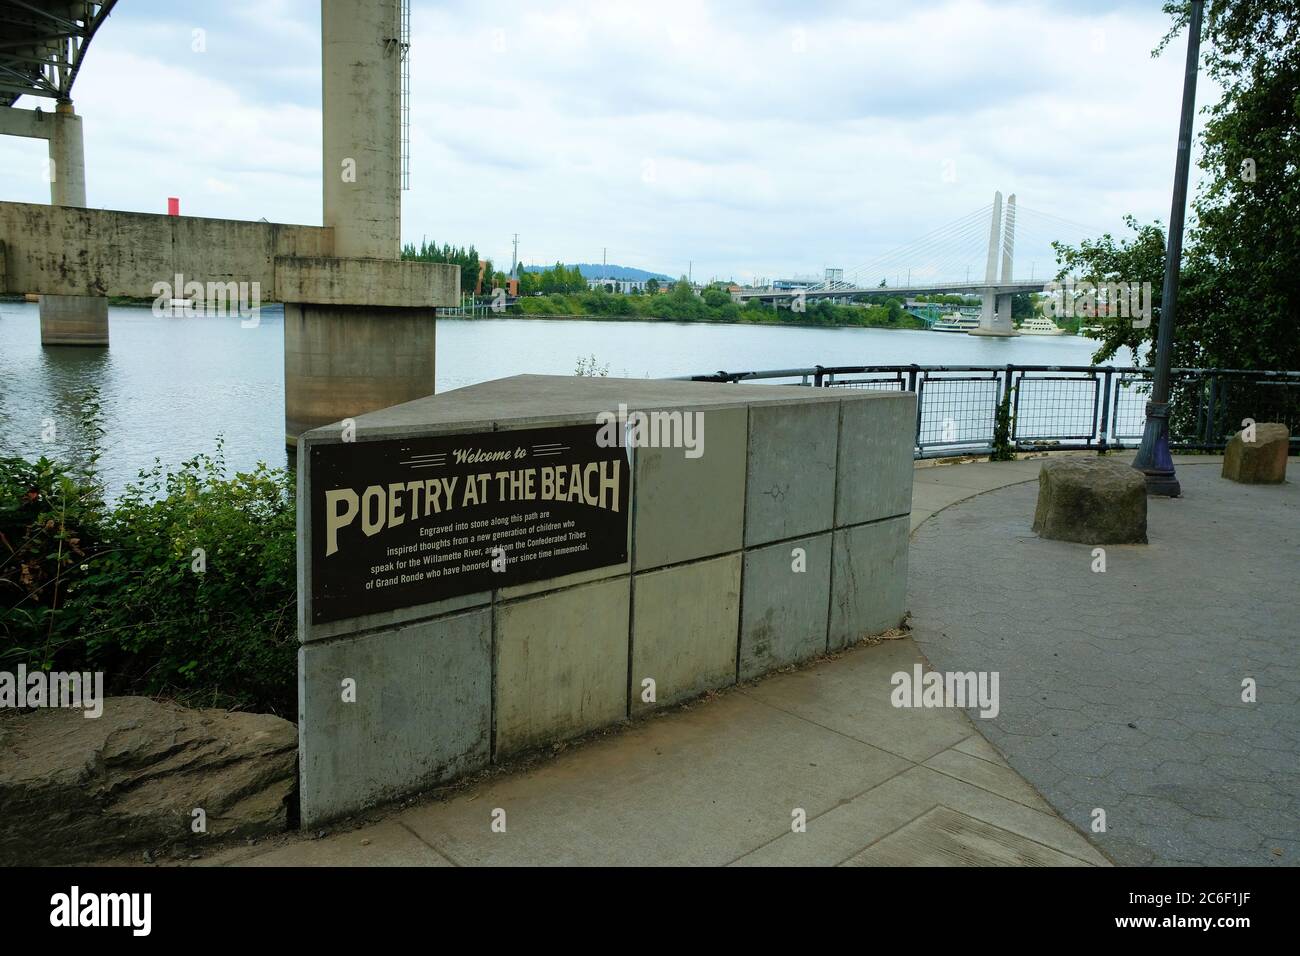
[1133,0,1203,497]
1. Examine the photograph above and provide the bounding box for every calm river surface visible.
[0,301,1121,494]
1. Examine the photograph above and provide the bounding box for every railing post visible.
[1204,374,1218,445]
[814,365,825,387]
[1098,367,1113,453]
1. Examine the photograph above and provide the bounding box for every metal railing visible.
[670,364,1300,459]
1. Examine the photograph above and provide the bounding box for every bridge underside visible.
[0,1,116,107]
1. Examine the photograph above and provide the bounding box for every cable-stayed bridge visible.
[738,192,1101,336]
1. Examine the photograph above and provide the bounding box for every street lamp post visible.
[1133,0,1203,497]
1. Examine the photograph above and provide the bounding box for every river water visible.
[0,301,1119,493]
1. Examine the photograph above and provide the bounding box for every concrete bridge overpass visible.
[0,0,457,443]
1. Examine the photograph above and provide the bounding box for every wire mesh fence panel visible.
[1110,374,1152,444]
[1012,375,1100,442]
[1167,373,1209,445]
[1203,376,1300,446]
[917,375,1001,449]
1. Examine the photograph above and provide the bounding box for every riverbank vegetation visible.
[0,443,297,716]
[514,280,926,330]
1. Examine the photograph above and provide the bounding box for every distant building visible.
[586,277,659,294]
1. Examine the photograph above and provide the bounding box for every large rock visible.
[1032,457,1147,545]
[0,696,296,864]
[1222,422,1290,484]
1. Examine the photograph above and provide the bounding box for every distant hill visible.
[523,263,673,281]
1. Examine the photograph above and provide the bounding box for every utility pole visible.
[602,247,606,280]
[1133,0,1202,497]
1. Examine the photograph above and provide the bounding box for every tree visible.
[1052,1,1299,373]
[701,287,732,309]
[1052,217,1168,361]
[645,278,660,294]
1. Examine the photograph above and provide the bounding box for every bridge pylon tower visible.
[970,190,1020,337]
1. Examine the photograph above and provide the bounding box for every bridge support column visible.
[40,102,108,347]
[285,0,435,446]
[284,303,437,442]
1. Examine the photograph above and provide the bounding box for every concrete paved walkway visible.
[192,455,1136,867]
[909,455,1298,866]
[200,631,1104,866]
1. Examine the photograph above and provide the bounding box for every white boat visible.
[932,312,979,333]
[1017,315,1066,335]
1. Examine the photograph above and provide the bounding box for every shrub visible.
[0,446,297,716]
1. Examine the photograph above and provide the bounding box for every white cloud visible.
[0,0,1215,283]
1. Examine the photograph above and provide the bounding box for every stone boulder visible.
[0,696,297,865]
[1032,456,1147,544]
[1222,422,1290,484]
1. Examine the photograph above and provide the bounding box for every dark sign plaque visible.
[309,424,630,624]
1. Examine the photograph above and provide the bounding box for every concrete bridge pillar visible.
[285,0,439,446]
[41,102,109,346]
[321,0,402,258]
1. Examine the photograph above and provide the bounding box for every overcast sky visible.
[0,0,1213,284]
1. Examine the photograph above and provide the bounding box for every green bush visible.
[0,446,297,716]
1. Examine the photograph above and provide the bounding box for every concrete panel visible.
[284,302,438,442]
[298,608,491,827]
[739,533,831,680]
[745,400,838,547]
[631,553,741,713]
[276,256,458,308]
[829,516,909,650]
[494,578,630,757]
[836,393,916,526]
[633,406,747,569]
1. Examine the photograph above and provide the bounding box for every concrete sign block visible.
[295,376,916,825]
